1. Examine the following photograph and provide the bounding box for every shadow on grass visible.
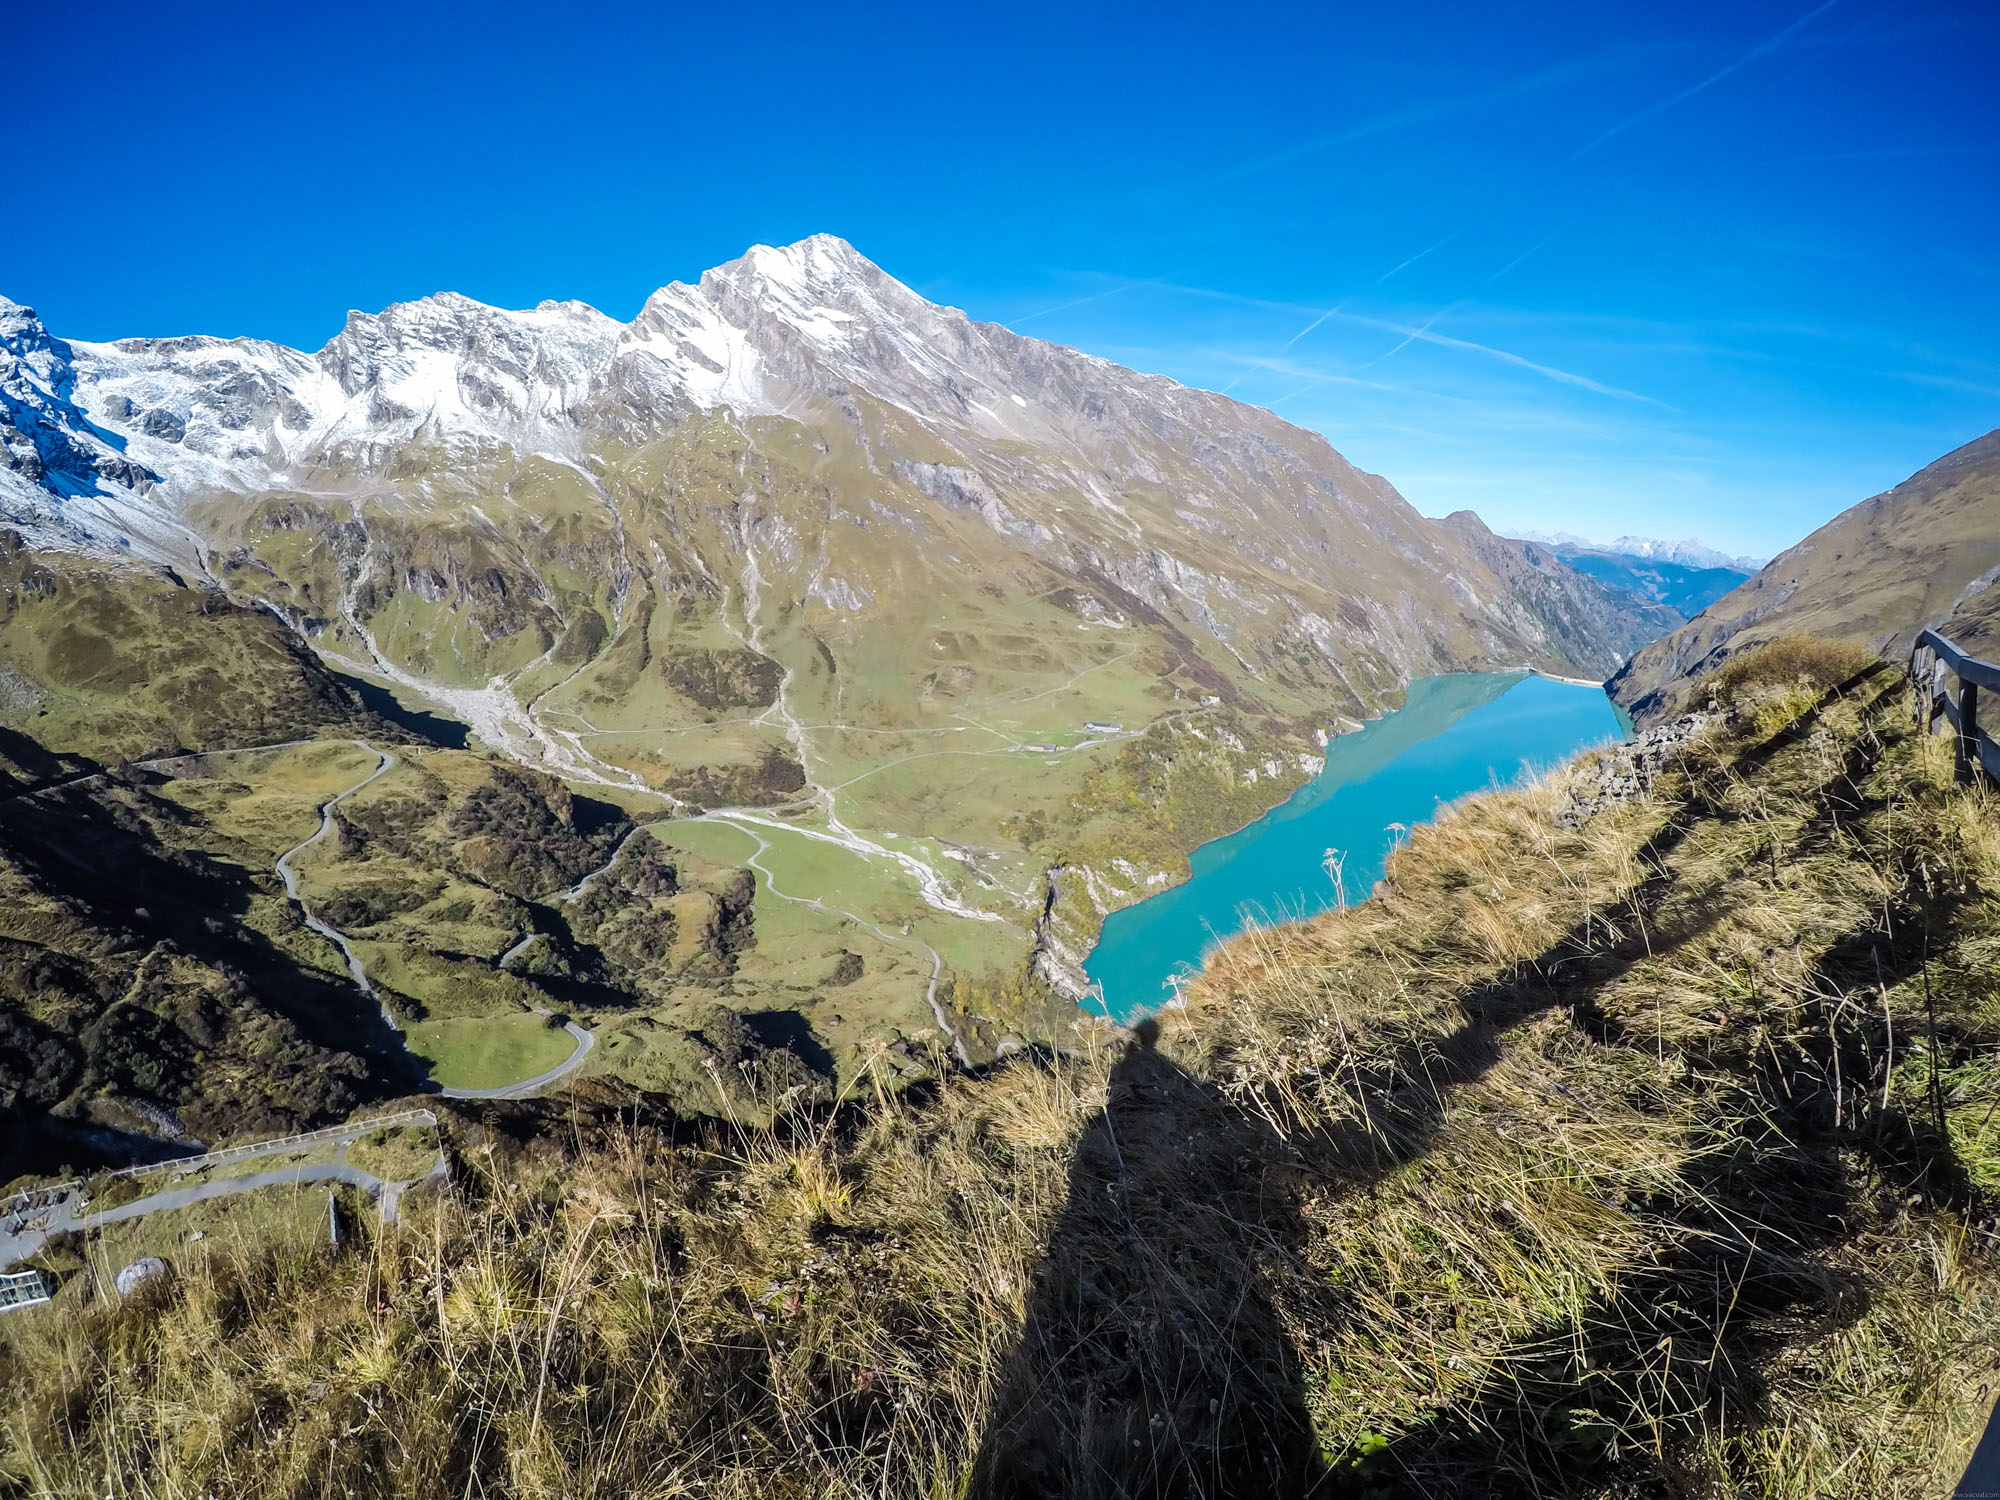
[972,674,1922,1497]
[969,1018,1328,1499]
[0,766,426,1178]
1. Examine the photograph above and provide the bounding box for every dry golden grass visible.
[6,652,2000,1498]
[1702,632,1878,737]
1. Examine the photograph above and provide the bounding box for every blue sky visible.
[12,0,1996,557]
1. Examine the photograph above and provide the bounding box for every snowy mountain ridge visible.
[0,235,1212,565]
[0,234,1679,731]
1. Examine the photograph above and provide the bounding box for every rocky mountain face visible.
[1440,513,1683,672]
[5,237,1657,696]
[1,236,1674,1020]
[1609,428,2000,723]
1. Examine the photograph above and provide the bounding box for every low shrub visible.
[1708,632,1874,703]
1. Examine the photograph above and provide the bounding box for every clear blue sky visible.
[11,0,1996,557]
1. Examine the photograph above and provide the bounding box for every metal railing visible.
[98,1108,439,1183]
[0,1108,439,1222]
[1911,629,2000,788]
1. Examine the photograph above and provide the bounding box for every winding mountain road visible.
[145,738,599,1100]
[274,742,398,1003]
[437,1018,595,1100]
[699,815,970,1066]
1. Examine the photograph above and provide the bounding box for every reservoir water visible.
[1081,672,1629,1022]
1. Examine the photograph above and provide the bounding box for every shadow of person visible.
[969,1019,1328,1499]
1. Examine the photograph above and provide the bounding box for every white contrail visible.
[1485,219,1580,282]
[1222,299,1349,391]
[1375,229,1465,284]
[1348,315,1677,408]
[1012,279,1154,325]
[1279,301,1347,350]
[1359,301,1466,368]
[1568,0,1845,161]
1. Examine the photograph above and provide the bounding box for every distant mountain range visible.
[1501,532,1759,619]
[1610,428,2000,721]
[1510,531,1768,572]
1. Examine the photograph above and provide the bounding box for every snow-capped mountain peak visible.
[2,236,1412,565]
[0,299,199,557]
[313,291,622,455]
[1513,529,1767,572]
[3,238,1237,561]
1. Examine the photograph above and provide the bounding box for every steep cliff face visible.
[1610,429,2000,722]
[1440,512,1683,678]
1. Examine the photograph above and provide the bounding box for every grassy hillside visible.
[0,744,422,1182]
[0,532,379,763]
[0,724,950,1166]
[182,389,1682,1001]
[1611,428,2000,722]
[6,642,1998,1497]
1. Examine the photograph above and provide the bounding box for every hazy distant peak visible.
[1512,529,1766,572]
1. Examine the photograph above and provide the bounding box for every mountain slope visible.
[1440,513,1684,670]
[1504,538,1753,618]
[11,657,1999,1498]
[2,236,1672,1034]
[1610,428,2000,722]
[0,531,388,762]
[1,236,1658,689]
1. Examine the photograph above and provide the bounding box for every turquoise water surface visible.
[1081,672,1628,1021]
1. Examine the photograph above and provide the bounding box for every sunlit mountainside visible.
[1612,429,2000,722]
[0,236,1671,1102]
[4,228,2000,1498]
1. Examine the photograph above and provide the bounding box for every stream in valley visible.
[1081,672,1631,1022]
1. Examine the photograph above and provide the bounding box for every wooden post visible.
[1959,679,1979,786]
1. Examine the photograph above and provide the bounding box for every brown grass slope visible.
[1610,428,2000,723]
[6,648,2000,1498]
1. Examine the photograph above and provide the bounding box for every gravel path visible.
[256,741,597,1099]
[438,1019,596,1100]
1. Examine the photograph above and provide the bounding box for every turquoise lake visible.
[1081,672,1630,1021]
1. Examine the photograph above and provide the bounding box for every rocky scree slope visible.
[1611,427,2000,723]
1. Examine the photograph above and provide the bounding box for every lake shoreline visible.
[1081,673,1626,1022]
